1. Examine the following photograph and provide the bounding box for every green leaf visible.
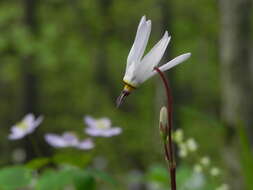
[35,169,72,190]
[87,168,117,185]
[53,151,92,167]
[72,170,96,190]
[26,157,50,169]
[145,165,169,184]
[176,165,193,185]
[36,167,95,190]
[0,166,32,190]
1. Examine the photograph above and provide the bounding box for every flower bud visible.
[159,106,168,127]
[159,107,168,142]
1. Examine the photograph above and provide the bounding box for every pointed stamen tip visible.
[116,90,130,108]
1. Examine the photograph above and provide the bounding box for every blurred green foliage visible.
[0,166,32,190]
[238,124,253,190]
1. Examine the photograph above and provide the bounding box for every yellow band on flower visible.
[123,81,136,92]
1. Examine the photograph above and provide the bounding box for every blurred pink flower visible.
[84,116,122,137]
[8,113,43,140]
[45,132,94,150]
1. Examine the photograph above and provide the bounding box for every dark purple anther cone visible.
[116,90,130,107]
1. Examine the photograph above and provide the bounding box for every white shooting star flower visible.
[8,113,43,140]
[117,16,191,106]
[84,116,122,137]
[45,132,94,150]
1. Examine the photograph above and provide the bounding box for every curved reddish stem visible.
[154,67,176,190]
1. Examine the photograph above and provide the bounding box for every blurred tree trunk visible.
[95,0,117,100]
[219,0,253,141]
[155,0,173,112]
[22,0,38,115]
[22,0,39,159]
[219,0,252,189]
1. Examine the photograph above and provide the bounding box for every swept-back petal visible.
[136,31,170,83]
[142,53,191,83]
[127,16,151,69]
[158,53,191,72]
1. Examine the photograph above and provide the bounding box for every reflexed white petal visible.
[158,53,191,72]
[127,16,151,69]
[45,134,68,148]
[122,16,191,89]
[136,31,170,83]
[147,53,191,80]
[77,139,94,150]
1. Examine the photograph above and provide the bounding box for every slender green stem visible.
[28,135,41,157]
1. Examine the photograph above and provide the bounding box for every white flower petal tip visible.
[119,16,191,106]
[84,115,122,137]
[45,132,94,150]
[8,113,43,140]
[157,53,191,73]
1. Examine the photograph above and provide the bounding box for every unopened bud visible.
[159,107,168,142]
[159,106,168,127]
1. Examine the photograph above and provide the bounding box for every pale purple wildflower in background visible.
[84,116,122,137]
[45,132,94,150]
[8,113,43,140]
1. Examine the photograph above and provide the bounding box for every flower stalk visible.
[155,67,176,190]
